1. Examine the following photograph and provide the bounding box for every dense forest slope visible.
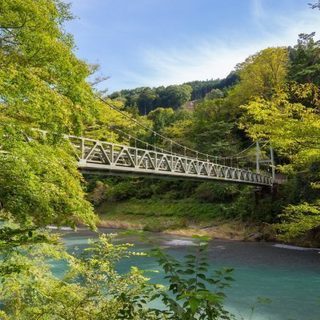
[108,72,238,114]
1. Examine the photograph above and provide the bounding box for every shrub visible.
[194,182,239,203]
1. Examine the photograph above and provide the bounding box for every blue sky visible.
[67,0,320,93]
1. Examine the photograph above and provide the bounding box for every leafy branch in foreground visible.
[0,231,236,320]
[151,237,235,320]
[0,233,163,320]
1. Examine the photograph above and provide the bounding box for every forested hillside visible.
[108,72,238,115]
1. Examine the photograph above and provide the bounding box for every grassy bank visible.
[97,198,271,241]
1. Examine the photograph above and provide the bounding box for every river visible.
[53,228,320,320]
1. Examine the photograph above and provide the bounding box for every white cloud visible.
[121,8,320,89]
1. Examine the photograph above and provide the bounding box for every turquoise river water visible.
[52,228,320,320]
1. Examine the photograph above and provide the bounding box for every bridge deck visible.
[69,136,273,186]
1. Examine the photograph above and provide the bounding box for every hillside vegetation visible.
[109,73,238,114]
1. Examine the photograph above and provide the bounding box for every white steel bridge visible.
[69,135,275,187]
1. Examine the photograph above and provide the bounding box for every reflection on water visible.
[53,228,320,320]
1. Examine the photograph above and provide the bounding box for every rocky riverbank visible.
[96,199,276,242]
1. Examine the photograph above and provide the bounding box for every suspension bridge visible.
[70,135,274,186]
[62,99,279,187]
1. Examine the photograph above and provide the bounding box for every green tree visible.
[288,33,320,85]
[0,0,103,237]
[138,88,158,115]
[162,98,236,158]
[147,108,175,133]
[0,0,100,134]
[158,85,192,109]
[228,47,288,107]
[205,88,224,100]
[190,99,235,156]
[240,89,320,242]
[0,139,96,229]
